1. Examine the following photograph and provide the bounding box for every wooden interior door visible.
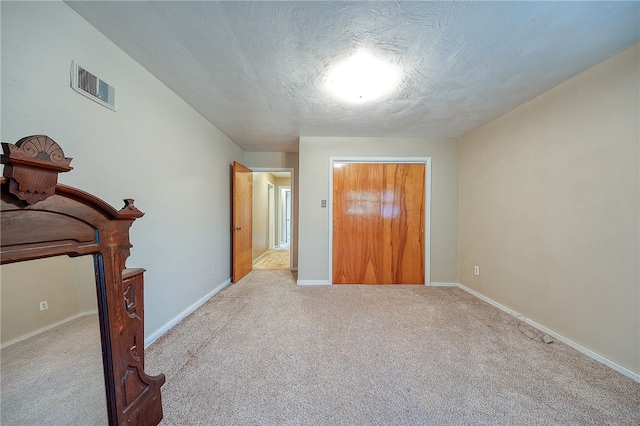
[333,163,385,283]
[333,162,425,284]
[382,163,425,284]
[232,161,252,282]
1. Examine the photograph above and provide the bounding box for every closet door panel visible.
[332,163,384,284]
[332,163,425,284]
[333,162,424,284]
[383,163,425,284]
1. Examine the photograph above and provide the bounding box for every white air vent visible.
[71,61,115,110]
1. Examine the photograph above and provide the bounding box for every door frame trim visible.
[328,157,432,285]
[267,182,275,250]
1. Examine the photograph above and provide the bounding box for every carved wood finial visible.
[1,135,73,205]
[118,198,145,218]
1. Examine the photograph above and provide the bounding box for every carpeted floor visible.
[0,314,107,425]
[145,270,640,425]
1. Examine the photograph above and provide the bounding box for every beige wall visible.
[245,152,299,269]
[1,255,96,345]
[459,44,639,374]
[298,137,459,283]
[72,255,99,313]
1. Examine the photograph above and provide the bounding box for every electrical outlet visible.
[211,266,216,276]
[321,200,327,208]
[474,266,480,276]
[39,301,48,311]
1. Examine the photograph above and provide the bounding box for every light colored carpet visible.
[253,248,290,270]
[0,314,107,425]
[145,270,640,425]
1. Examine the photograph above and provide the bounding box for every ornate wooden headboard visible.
[1,135,165,425]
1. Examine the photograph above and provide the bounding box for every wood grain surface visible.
[333,163,424,284]
[232,161,253,283]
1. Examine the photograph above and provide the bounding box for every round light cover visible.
[326,50,401,104]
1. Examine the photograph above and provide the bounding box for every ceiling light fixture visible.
[325,49,401,104]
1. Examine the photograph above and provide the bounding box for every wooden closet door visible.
[333,162,424,284]
[382,163,425,284]
[333,163,384,283]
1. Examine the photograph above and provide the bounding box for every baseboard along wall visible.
[297,281,456,286]
[1,309,99,349]
[296,279,331,286]
[456,282,640,383]
[144,278,231,348]
[145,275,638,383]
[252,251,268,265]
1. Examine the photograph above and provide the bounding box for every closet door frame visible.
[329,157,432,285]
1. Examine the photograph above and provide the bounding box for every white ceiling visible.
[66,1,639,153]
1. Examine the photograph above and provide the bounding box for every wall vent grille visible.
[71,61,115,110]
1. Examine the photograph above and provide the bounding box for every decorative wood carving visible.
[1,135,73,205]
[1,136,165,425]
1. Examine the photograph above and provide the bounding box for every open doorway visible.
[252,171,292,270]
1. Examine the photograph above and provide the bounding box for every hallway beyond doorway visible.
[252,246,290,270]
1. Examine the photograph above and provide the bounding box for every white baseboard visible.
[296,281,457,286]
[252,251,268,265]
[456,282,640,383]
[297,279,330,286]
[1,309,98,349]
[457,283,517,315]
[429,282,458,287]
[144,278,231,348]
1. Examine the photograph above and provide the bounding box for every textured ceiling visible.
[66,1,639,152]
